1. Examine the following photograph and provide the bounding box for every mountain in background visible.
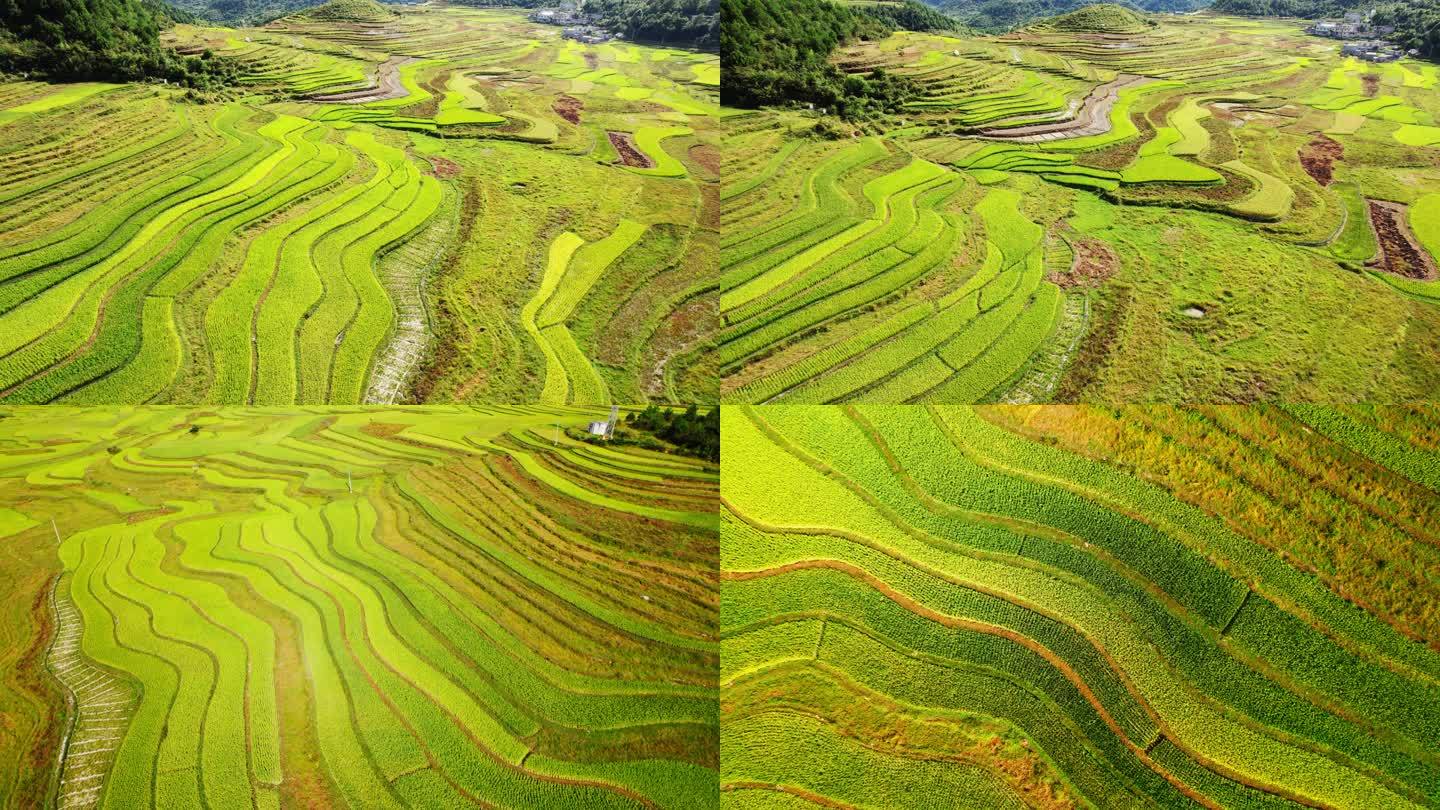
[922,0,1204,33]
[284,0,398,21]
[1025,2,1155,32]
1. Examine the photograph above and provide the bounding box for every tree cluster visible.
[625,404,719,462]
[583,0,718,49]
[722,0,958,119]
[1,0,238,85]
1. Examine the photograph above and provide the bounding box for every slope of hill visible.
[287,0,397,21]
[926,0,1205,33]
[1027,1,1156,32]
[581,0,720,49]
[722,0,962,116]
[0,0,236,84]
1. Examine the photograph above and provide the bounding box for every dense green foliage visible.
[0,0,236,84]
[722,0,959,117]
[585,0,719,48]
[627,403,720,460]
[853,0,969,32]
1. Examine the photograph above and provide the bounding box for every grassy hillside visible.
[1026,1,1156,32]
[288,0,397,22]
[0,406,718,808]
[926,0,1204,33]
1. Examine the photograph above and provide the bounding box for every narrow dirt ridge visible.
[364,186,454,403]
[47,575,136,810]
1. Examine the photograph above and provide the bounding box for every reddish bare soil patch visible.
[553,95,583,124]
[1298,134,1343,186]
[1368,200,1438,280]
[1049,236,1118,289]
[1361,73,1379,98]
[688,143,720,177]
[608,131,653,169]
[426,157,462,179]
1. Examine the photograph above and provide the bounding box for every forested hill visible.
[582,0,719,49]
[924,0,1204,33]
[723,0,964,117]
[0,0,236,84]
[1209,0,1440,58]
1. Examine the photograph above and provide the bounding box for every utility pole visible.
[51,518,61,545]
[347,470,353,494]
[554,423,560,447]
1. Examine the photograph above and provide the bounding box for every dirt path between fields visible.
[309,55,415,103]
[1367,200,1438,280]
[977,74,1154,142]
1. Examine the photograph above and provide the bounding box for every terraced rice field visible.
[0,406,718,808]
[721,14,1440,402]
[0,4,719,405]
[722,403,1440,808]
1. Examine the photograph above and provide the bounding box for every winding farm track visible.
[364,188,454,404]
[310,55,416,103]
[978,74,1154,141]
[2,407,718,808]
[722,405,1440,809]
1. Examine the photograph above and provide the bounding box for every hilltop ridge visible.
[284,0,397,23]
[1026,2,1155,33]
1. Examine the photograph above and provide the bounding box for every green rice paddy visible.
[0,4,719,405]
[722,13,1440,403]
[722,403,1440,808]
[0,406,718,808]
